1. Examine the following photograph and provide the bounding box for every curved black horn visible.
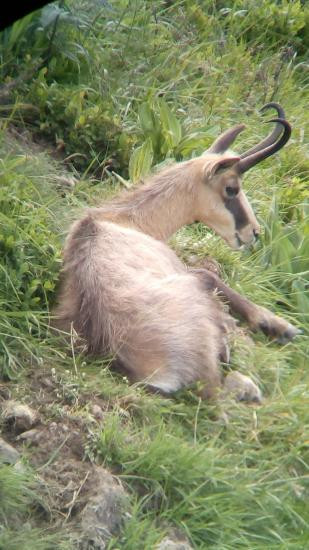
[207,123,246,154]
[240,103,286,159]
[237,118,291,174]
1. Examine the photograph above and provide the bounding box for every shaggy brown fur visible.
[54,119,299,401]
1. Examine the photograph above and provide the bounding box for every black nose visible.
[253,228,259,240]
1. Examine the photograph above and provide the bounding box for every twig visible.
[64,470,90,522]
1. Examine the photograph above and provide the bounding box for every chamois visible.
[54,103,300,402]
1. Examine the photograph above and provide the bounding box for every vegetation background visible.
[0,1,308,548]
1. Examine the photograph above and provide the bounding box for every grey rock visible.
[90,404,105,421]
[54,174,77,190]
[0,436,20,464]
[13,460,27,473]
[1,400,39,433]
[17,428,42,445]
[0,384,11,400]
[156,537,193,550]
[78,466,130,549]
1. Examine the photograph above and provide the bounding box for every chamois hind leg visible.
[145,354,224,402]
[124,342,262,405]
[192,268,301,344]
[118,336,225,401]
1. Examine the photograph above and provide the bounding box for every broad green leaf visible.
[138,102,161,154]
[129,138,154,183]
[175,131,220,156]
[292,280,309,317]
[158,98,182,150]
[138,102,156,134]
[7,14,35,50]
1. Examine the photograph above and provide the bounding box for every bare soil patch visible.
[0,367,129,548]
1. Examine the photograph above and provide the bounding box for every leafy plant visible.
[0,152,62,376]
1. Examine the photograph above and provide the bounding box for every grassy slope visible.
[0,1,308,548]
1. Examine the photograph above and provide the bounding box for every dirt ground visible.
[0,367,129,548]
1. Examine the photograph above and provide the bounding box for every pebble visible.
[0,436,20,464]
[17,428,42,445]
[1,400,39,433]
[156,537,193,550]
[90,404,105,421]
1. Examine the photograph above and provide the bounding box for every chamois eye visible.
[225,186,239,198]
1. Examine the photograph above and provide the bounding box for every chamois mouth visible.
[235,232,257,250]
[224,233,244,250]
[235,233,245,248]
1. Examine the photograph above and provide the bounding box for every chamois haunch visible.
[54,103,300,402]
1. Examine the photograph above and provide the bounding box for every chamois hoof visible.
[257,311,302,344]
[276,326,303,344]
[223,371,262,404]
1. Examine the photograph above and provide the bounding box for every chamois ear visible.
[204,156,240,180]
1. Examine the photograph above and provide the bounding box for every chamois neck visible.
[97,161,198,241]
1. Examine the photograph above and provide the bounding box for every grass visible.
[0,1,308,548]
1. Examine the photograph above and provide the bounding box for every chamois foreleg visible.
[192,268,300,344]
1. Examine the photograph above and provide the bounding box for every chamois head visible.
[194,103,291,249]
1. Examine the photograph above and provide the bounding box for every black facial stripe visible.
[224,197,250,230]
